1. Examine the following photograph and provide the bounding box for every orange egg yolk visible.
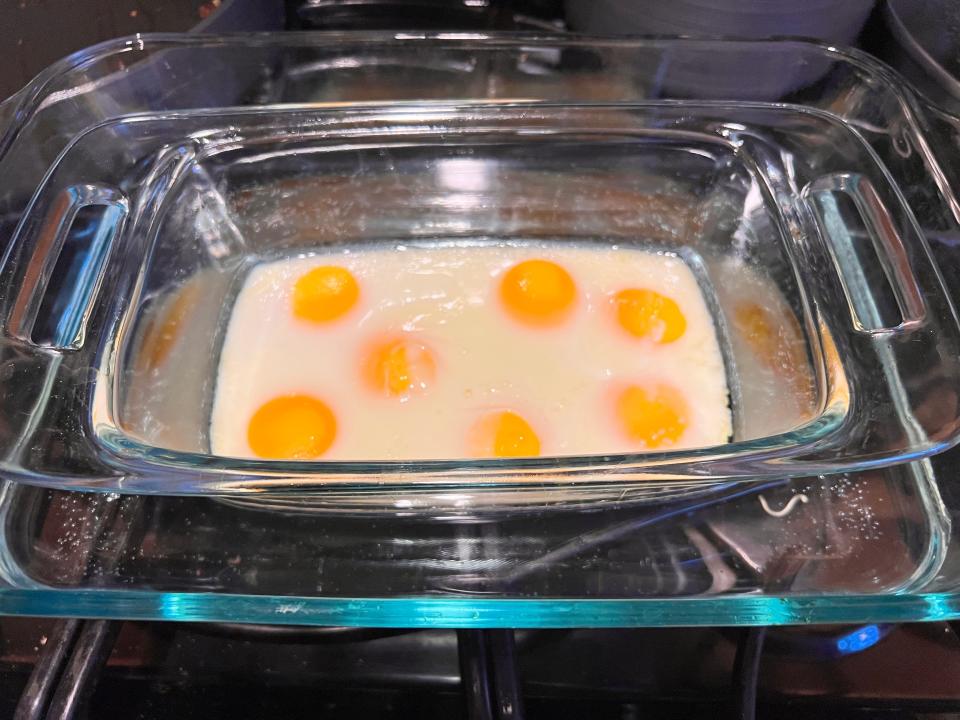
[247,395,337,459]
[616,384,688,449]
[139,281,200,371]
[733,302,813,402]
[363,337,437,398]
[614,288,686,343]
[500,259,576,326]
[733,303,778,359]
[293,266,359,323]
[469,411,541,458]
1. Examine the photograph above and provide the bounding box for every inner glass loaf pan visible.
[0,99,958,508]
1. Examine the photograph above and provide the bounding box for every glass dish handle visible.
[1,183,127,350]
[803,172,926,334]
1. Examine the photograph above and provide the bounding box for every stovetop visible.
[4,618,960,719]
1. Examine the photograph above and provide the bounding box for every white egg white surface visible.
[209,243,732,461]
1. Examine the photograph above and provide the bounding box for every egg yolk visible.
[247,395,337,459]
[139,281,200,371]
[733,303,779,359]
[616,384,688,449]
[469,411,541,458]
[500,259,576,326]
[293,266,359,323]
[733,302,812,402]
[614,288,686,343]
[363,337,437,398]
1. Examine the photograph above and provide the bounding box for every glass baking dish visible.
[3,33,960,626]
[2,103,960,505]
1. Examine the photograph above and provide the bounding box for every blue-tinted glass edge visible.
[1,590,958,627]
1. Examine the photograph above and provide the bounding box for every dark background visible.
[0,0,211,100]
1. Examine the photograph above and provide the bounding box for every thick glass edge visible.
[4,31,957,161]
[2,589,960,627]
[94,411,844,479]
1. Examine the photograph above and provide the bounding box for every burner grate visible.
[10,618,919,720]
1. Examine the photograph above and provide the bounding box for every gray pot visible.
[565,0,875,99]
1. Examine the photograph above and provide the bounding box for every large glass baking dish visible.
[3,34,960,625]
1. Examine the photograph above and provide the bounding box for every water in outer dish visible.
[208,243,732,461]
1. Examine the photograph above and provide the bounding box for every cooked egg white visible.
[209,243,732,461]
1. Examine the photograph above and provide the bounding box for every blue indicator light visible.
[836,624,881,654]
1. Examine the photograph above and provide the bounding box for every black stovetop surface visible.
[5,618,960,719]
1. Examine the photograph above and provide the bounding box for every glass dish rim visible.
[3,30,957,155]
